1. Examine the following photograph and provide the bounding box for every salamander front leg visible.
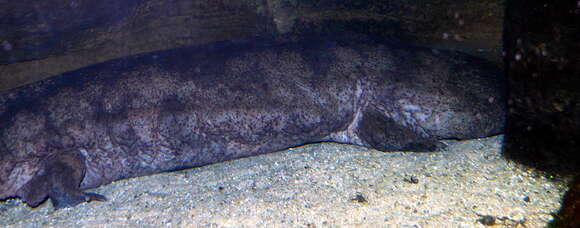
[19,149,107,209]
[46,149,107,209]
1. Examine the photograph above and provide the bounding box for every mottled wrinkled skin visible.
[0,40,505,209]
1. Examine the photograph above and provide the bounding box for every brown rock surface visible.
[1,0,503,91]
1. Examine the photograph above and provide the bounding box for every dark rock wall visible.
[503,1,579,226]
[503,0,579,174]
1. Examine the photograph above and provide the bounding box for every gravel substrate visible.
[0,135,568,227]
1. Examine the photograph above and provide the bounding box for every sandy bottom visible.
[0,136,568,227]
